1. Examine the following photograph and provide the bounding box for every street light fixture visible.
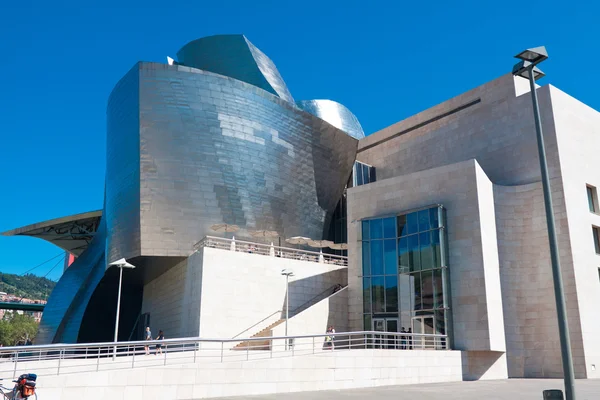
[511,46,577,400]
[281,269,294,350]
[108,258,136,360]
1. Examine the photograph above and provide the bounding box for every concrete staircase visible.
[233,319,285,350]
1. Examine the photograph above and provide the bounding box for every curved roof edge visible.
[2,210,103,256]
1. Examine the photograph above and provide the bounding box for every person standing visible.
[400,327,407,350]
[326,326,336,350]
[144,327,152,355]
[155,330,165,355]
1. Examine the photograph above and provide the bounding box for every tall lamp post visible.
[281,269,294,350]
[512,47,576,400]
[108,258,136,360]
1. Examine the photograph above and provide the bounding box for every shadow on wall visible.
[461,351,506,381]
[280,269,347,319]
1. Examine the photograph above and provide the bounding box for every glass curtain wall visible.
[361,205,450,346]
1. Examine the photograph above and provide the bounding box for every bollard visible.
[543,390,564,400]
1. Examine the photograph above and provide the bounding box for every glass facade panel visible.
[362,220,370,240]
[363,314,372,332]
[397,214,407,237]
[360,206,448,346]
[433,268,443,309]
[362,241,371,276]
[370,218,383,239]
[383,217,396,238]
[363,164,370,184]
[385,275,399,312]
[408,234,420,272]
[363,278,371,313]
[432,230,441,269]
[421,270,434,311]
[370,240,384,275]
[398,237,409,274]
[430,207,440,228]
[372,276,385,313]
[418,209,430,231]
[406,212,418,235]
[420,232,433,269]
[413,272,422,311]
[384,239,397,275]
[357,168,364,186]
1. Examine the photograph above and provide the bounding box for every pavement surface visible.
[217,379,600,399]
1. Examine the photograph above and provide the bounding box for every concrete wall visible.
[198,247,346,340]
[141,248,347,342]
[551,86,600,378]
[37,349,464,399]
[347,159,505,356]
[141,251,203,339]
[351,72,600,379]
[271,287,349,349]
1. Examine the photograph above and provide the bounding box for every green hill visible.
[0,273,56,301]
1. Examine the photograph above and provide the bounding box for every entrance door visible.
[372,318,399,348]
[373,318,385,348]
[411,316,435,349]
[386,318,399,349]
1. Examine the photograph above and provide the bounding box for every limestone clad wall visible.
[347,158,506,358]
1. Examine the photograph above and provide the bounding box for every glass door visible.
[373,318,385,348]
[386,318,399,349]
[411,316,435,349]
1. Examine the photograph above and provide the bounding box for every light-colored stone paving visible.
[216,379,600,400]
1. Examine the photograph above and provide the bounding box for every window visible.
[588,185,599,213]
[352,161,376,187]
[593,226,600,254]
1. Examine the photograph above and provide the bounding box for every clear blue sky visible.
[0,0,598,281]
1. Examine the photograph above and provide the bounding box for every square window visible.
[593,226,600,254]
[588,185,599,213]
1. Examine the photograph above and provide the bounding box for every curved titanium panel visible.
[176,35,294,104]
[105,62,358,260]
[296,100,365,140]
[36,218,106,344]
[105,65,141,263]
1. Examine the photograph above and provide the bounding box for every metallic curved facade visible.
[297,100,365,140]
[176,35,294,104]
[36,218,107,344]
[106,62,358,262]
[30,35,363,343]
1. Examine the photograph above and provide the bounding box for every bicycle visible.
[0,374,37,400]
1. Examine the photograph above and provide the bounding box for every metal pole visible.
[285,274,289,351]
[527,65,576,400]
[113,266,124,361]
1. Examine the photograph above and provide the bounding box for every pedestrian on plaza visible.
[155,330,165,355]
[144,327,152,355]
[326,326,336,350]
[400,327,407,350]
[407,327,413,349]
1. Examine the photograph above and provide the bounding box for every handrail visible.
[0,331,446,352]
[0,331,449,379]
[231,310,282,339]
[290,284,346,318]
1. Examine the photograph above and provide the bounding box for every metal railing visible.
[196,236,348,266]
[0,331,448,379]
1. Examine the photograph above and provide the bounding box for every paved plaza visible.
[217,379,600,400]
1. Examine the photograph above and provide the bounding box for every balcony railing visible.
[195,236,348,266]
